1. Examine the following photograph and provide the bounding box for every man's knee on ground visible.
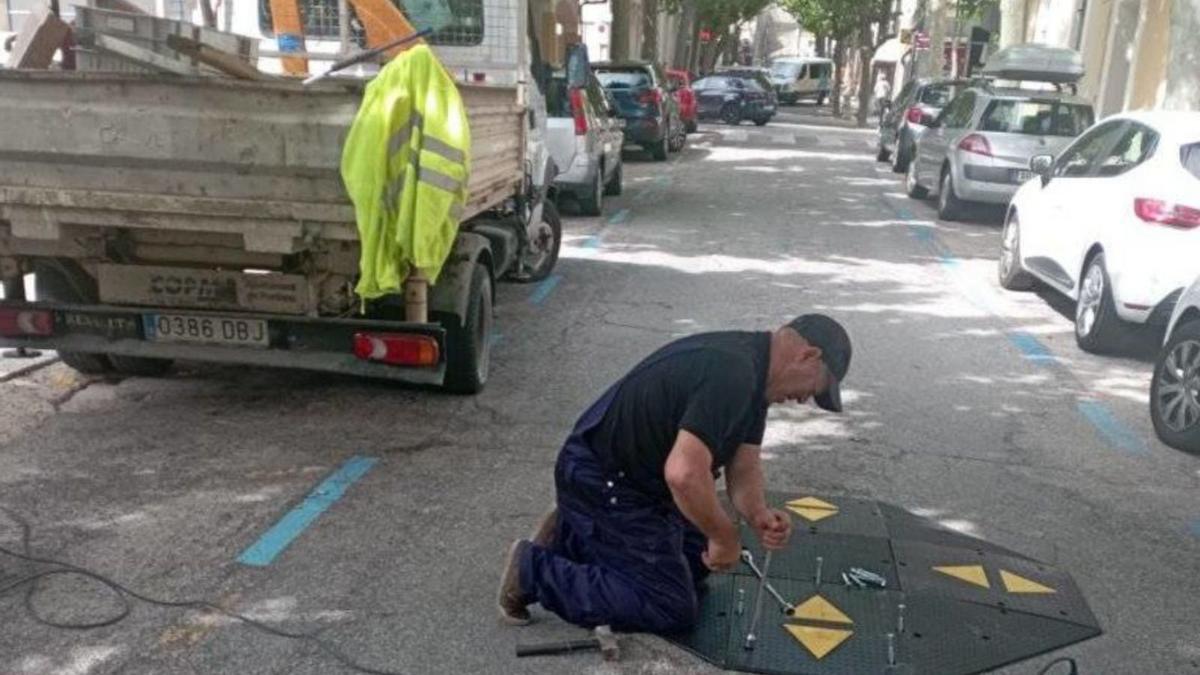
[643,588,700,633]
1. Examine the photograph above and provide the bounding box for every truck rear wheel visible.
[33,263,112,375]
[441,262,492,394]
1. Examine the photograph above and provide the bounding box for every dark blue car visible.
[692,75,773,126]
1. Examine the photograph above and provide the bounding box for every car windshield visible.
[770,63,800,78]
[1182,143,1200,181]
[740,78,765,92]
[595,70,651,89]
[693,77,726,91]
[978,99,1095,137]
[920,84,961,107]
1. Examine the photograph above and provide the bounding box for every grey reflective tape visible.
[419,166,463,193]
[388,123,414,158]
[422,135,466,164]
[448,202,464,221]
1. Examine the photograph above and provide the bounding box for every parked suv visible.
[877,78,968,172]
[906,84,1095,220]
[546,69,625,215]
[692,75,773,126]
[594,61,685,161]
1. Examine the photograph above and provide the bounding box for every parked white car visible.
[1150,276,1200,453]
[546,68,625,216]
[998,111,1200,353]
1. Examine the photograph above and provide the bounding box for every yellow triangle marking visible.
[1000,569,1056,594]
[933,565,990,589]
[792,594,853,625]
[784,624,854,660]
[787,505,839,522]
[787,496,838,511]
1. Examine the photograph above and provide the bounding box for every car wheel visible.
[669,120,686,152]
[997,211,1036,291]
[891,140,910,173]
[720,103,742,125]
[577,168,603,216]
[1075,253,1126,353]
[754,116,769,127]
[816,93,827,106]
[649,134,668,161]
[685,119,698,134]
[905,160,927,199]
[876,142,891,162]
[440,262,492,394]
[603,160,623,196]
[1151,319,1200,453]
[937,169,967,221]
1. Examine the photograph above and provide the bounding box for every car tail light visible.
[1134,198,1200,229]
[569,87,588,135]
[958,133,993,157]
[352,332,439,367]
[906,106,923,124]
[637,88,662,108]
[0,308,53,337]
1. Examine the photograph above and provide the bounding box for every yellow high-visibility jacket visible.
[341,44,471,299]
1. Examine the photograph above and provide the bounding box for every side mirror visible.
[1030,154,1054,186]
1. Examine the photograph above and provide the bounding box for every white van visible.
[769,57,833,105]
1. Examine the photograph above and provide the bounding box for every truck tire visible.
[441,262,492,394]
[33,262,112,375]
[519,201,562,283]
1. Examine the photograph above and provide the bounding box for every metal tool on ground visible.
[743,551,772,650]
[515,625,619,661]
[740,549,796,615]
[814,555,823,585]
[302,28,433,86]
[842,566,888,589]
[736,588,745,615]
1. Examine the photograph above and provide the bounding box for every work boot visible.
[497,539,532,626]
[530,506,557,549]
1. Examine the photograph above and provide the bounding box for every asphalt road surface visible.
[2,108,1199,675]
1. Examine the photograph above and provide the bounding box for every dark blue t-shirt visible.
[586,331,770,499]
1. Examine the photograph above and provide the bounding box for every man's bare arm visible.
[664,430,740,568]
[725,443,769,520]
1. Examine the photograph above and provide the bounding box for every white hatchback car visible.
[1150,276,1200,453]
[998,111,1200,353]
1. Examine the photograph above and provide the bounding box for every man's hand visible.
[702,530,742,572]
[751,508,792,550]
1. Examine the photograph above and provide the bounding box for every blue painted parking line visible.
[488,333,504,348]
[582,234,604,249]
[528,274,561,305]
[1190,520,1200,538]
[237,456,379,567]
[1076,400,1149,456]
[1007,332,1055,362]
[607,208,631,225]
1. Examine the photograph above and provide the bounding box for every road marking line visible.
[1189,520,1200,537]
[237,456,379,567]
[1006,332,1055,362]
[528,274,561,305]
[607,208,631,225]
[1076,400,1149,456]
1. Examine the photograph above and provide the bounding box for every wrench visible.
[740,549,796,615]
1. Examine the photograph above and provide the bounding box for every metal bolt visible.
[887,632,896,666]
[609,497,617,505]
[736,589,745,615]
[814,556,823,585]
[897,603,906,634]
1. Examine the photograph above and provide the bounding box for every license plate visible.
[1013,170,1033,184]
[143,313,268,347]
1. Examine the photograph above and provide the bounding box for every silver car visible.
[546,70,625,216]
[905,85,1095,221]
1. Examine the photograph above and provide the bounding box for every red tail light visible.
[352,332,440,367]
[958,133,993,157]
[0,308,53,337]
[906,106,923,124]
[1134,198,1200,229]
[637,88,663,108]
[569,87,588,136]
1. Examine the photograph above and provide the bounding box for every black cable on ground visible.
[1037,656,1080,674]
[0,507,404,675]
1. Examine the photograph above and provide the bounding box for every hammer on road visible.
[515,625,620,661]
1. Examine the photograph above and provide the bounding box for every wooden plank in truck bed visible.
[0,71,523,255]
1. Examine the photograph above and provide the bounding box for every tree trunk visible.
[831,40,846,117]
[673,0,696,69]
[611,0,630,60]
[199,0,217,28]
[927,0,947,79]
[641,0,659,61]
[855,22,874,127]
[814,33,826,57]
[998,0,1026,48]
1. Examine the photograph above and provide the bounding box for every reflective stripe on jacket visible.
[341,44,471,299]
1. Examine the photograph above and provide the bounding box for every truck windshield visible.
[258,0,484,47]
[979,100,1095,137]
[770,63,801,79]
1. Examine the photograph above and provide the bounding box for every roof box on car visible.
[982,44,1084,84]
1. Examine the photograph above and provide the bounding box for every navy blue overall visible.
[519,344,712,634]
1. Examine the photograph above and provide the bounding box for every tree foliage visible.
[777,0,889,42]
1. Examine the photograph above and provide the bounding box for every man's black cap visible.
[787,314,852,413]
